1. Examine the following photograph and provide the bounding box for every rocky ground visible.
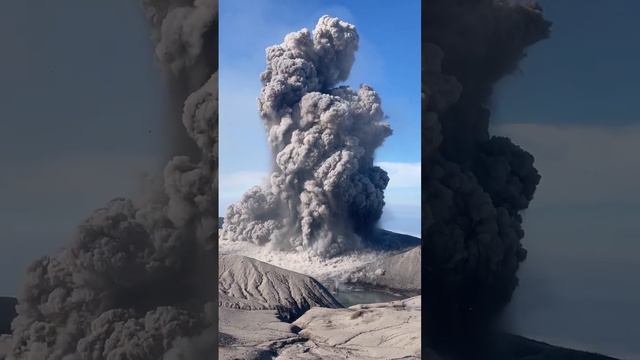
[280,296,422,359]
[217,248,619,360]
[219,254,342,321]
[218,254,423,359]
[345,245,421,292]
[0,247,622,359]
[218,307,301,359]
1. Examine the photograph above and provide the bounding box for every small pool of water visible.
[327,284,409,307]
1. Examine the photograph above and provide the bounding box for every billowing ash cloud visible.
[422,0,550,350]
[220,16,392,258]
[4,1,218,359]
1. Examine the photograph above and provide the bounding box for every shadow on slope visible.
[505,334,619,360]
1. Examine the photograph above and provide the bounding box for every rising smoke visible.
[3,1,217,359]
[220,16,393,258]
[422,0,550,354]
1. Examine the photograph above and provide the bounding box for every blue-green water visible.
[328,284,409,307]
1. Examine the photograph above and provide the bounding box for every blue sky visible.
[493,1,640,357]
[219,0,421,236]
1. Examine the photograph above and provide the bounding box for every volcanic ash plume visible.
[220,16,392,258]
[4,1,218,359]
[422,0,550,347]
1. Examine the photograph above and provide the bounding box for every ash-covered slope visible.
[346,246,421,292]
[505,335,619,360]
[278,296,423,359]
[218,255,342,359]
[218,308,299,360]
[219,255,342,320]
[215,253,618,359]
[369,229,421,251]
[217,255,421,359]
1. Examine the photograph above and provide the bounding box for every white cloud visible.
[221,162,421,198]
[375,161,421,189]
[219,170,269,197]
[219,170,270,214]
[219,162,422,215]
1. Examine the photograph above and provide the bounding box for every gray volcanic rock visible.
[218,307,302,360]
[219,296,427,360]
[346,246,421,292]
[278,296,423,359]
[217,253,617,359]
[218,255,342,359]
[370,229,421,251]
[217,255,425,359]
[219,255,342,320]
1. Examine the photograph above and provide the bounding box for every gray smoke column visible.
[422,0,550,353]
[220,16,392,258]
[4,1,218,359]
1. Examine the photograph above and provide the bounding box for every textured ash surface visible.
[218,255,341,321]
[281,296,422,359]
[346,246,421,292]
